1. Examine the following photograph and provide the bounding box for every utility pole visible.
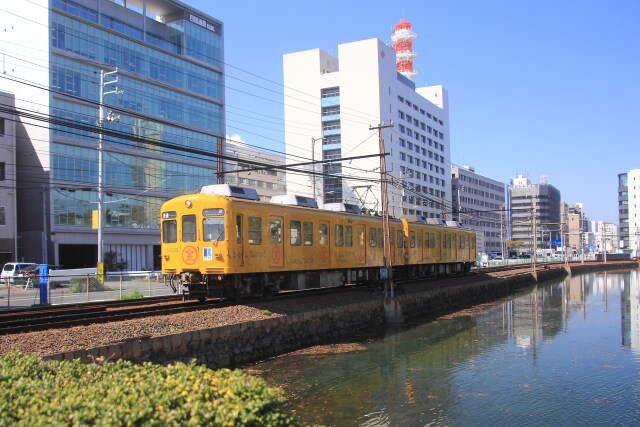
[311,137,323,202]
[97,69,123,266]
[369,122,394,297]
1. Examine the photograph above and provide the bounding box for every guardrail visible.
[1,271,175,310]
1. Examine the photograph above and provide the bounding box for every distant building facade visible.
[225,140,286,202]
[0,91,17,264]
[618,169,640,255]
[592,221,618,254]
[451,165,505,254]
[508,175,561,253]
[566,203,589,256]
[283,38,451,218]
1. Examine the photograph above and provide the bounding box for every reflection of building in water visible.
[621,270,640,352]
[568,275,586,309]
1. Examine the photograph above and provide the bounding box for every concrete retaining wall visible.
[43,262,638,367]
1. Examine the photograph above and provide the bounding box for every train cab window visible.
[162,220,177,243]
[377,228,383,248]
[319,223,329,244]
[290,221,301,246]
[181,215,196,242]
[203,217,225,241]
[369,228,377,247]
[248,217,262,245]
[345,226,353,247]
[410,231,416,248]
[335,224,344,246]
[397,230,404,248]
[303,221,313,246]
[270,219,282,243]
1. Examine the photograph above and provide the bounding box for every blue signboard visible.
[551,239,562,246]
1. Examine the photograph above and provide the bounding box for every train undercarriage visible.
[169,261,474,300]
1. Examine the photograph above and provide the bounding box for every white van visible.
[1,263,37,284]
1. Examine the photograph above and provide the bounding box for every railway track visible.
[0,284,369,335]
[0,262,575,335]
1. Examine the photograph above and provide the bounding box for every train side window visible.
[335,224,344,246]
[397,230,403,248]
[270,219,282,243]
[417,231,422,248]
[377,228,383,248]
[162,220,177,243]
[203,217,225,241]
[436,233,441,249]
[369,227,377,247]
[319,223,329,244]
[236,216,242,244]
[410,231,416,248]
[345,225,353,247]
[303,221,313,246]
[357,226,365,246]
[182,215,196,242]
[290,221,301,246]
[248,217,262,245]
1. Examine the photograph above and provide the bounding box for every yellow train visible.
[160,185,476,299]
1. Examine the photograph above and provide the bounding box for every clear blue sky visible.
[189,0,639,224]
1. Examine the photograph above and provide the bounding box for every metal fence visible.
[0,272,175,310]
[480,254,597,268]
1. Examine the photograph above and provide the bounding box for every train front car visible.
[160,192,235,300]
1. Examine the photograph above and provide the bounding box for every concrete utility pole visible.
[369,122,395,296]
[97,69,123,266]
[311,137,323,202]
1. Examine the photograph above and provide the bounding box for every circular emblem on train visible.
[272,246,281,264]
[320,246,328,262]
[182,246,198,265]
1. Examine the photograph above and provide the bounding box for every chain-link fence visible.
[0,272,176,309]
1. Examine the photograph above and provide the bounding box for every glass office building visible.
[0,0,224,269]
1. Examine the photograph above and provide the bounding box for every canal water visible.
[246,270,640,426]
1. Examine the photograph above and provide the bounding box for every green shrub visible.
[0,351,297,426]
[68,276,109,293]
[121,290,145,300]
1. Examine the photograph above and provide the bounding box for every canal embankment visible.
[32,261,639,367]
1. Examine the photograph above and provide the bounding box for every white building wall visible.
[283,38,451,218]
[628,169,640,254]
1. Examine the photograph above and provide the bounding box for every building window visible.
[322,105,340,116]
[321,87,340,98]
[323,134,341,145]
[0,162,4,181]
[322,120,340,131]
[0,118,4,136]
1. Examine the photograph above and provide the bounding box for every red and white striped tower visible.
[391,18,418,80]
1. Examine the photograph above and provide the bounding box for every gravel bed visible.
[0,288,378,357]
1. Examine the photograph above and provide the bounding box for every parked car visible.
[1,262,37,285]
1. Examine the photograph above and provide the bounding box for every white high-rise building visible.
[283,38,451,218]
[618,169,640,255]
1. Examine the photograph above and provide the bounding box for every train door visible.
[318,221,330,265]
[269,216,284,268]
[357,225,366,264]
[235,214,244,267]
[180,213,198,268]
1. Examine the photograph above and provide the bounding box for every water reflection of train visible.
[160,185,476,299]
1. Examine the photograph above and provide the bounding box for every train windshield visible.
[203,217,225,242]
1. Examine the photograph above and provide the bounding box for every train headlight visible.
[185,199,193,208]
